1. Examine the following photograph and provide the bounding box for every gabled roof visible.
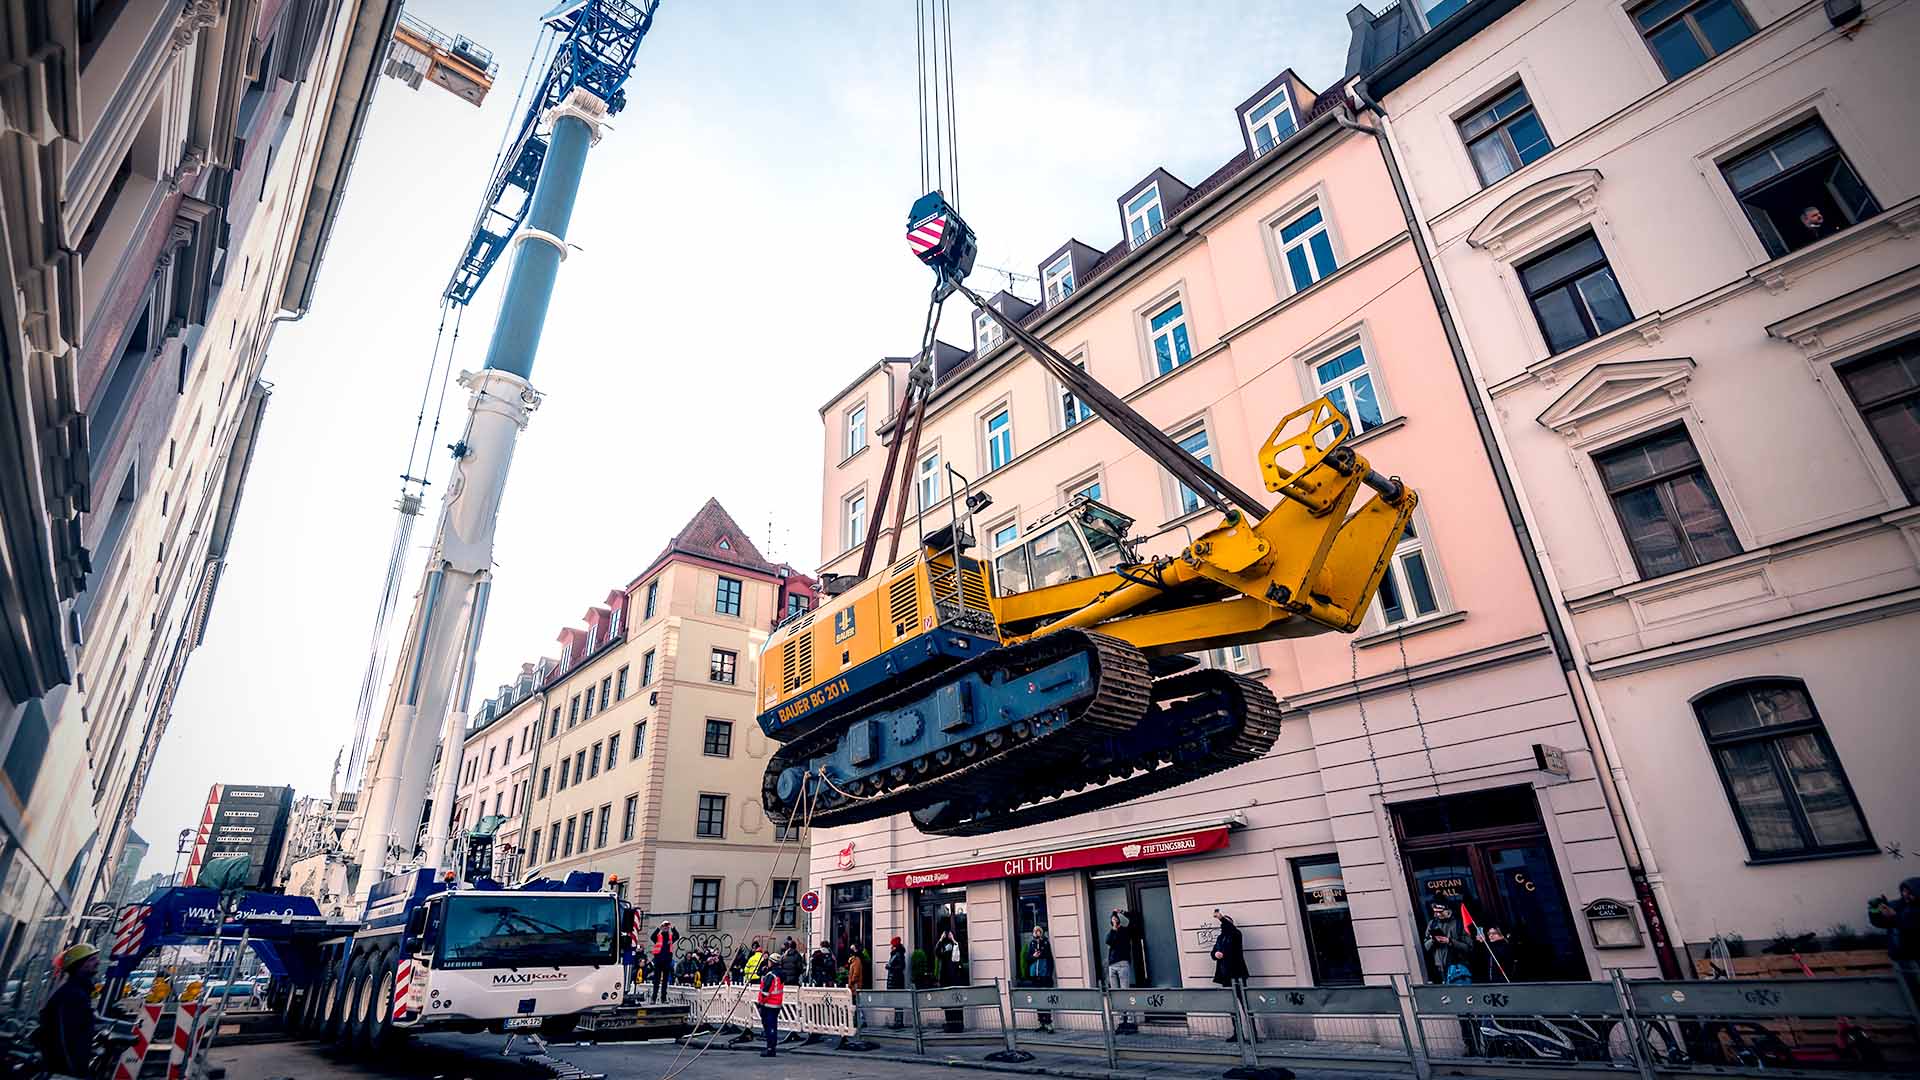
[633,497,780,584]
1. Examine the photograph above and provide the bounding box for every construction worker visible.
[756,963,785,1057]
[743,939,766,983]
[39,943,101,1077]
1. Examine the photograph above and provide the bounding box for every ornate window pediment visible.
[1468,169,1604,258]
[1537,356,1696,442]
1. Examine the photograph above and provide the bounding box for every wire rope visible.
[400,301,452,488]
[940,0,959,206]
[914,0,929,193]
[418,304,467,489]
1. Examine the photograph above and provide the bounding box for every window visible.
[547,824,560,862]
[574,749,586,781]
[715,576,742,617]
[1200,645,1252,671]
[529,829,541,865]
[771,879,800,927]
[1148,300,1194,375]
[991,520,1021,550]
[1069,476,1103,503]
[606,732,620,763]
[1043,253,1075,306]
[569,695,581,726]
[1291,856,1364,986]
[1277,206,1338,292]
[1311,344,1386,434]
[1595,425,1741,578]
[710,649,737,685]
[641,649,655,686]
[1517,232,1633,353]
[1126,185,1164,249]
[596,804,611,848]
[1174,423,1214,515]
[1632,0,1754,79]
[487,747,497,773]
[539,767,551,798]
[589,742,601,778]
[704,718,734,757]
[1060,357,1093,430]
[1696,680,1870,859]
[775,817,801,842]
[690,879,721,929]
[844,490,867,549]
[1458,83,1553,187]
[1837,342,1920,498]
[578,809,593,852]
[785,593,810,620]
[632,721,646,759]
[549,706,563,740]
[975,309,1004,353]
[644,581,658,619]
[697,794,726,837]
[1376,519,1442,627]
[616,665,629,700]
[558,758,571,790]
[582,689,593,721]
[1721,119,1879,259]
[622,794,639,842]
[918,450,942,509]
[563,817,577,857]
[600,676,612,710]
[845,402,868,458]
[978,407,1013,472]
[1246,86,1298,155]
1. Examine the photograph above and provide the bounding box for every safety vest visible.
[757,972,784,1007]
[744,951,765,980]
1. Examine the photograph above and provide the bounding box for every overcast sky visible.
[132,1,1355,875]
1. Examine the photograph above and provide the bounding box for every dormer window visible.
[1126,185,1164,249]
[1245,87,1298,156]
[975,309,1004,352]
[1043,253,1075,306]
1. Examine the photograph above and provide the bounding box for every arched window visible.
[1695,679,1872,861]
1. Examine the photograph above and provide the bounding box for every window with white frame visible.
[843,489,867,550]
[1126,185,1164,249]
[1043,253,1075,306]
[1375,518,1443,627]
[1311,343,1387,434]
[1148,300,1194,375]
[1245,87,1298,156]
[984,407,1013,471]
[918,449,942,510]
[1277,204,1338,292]
[1060,356,1093,430]
[975,309,1004,352]
[1199,645,1253,671]
[844,402,868,458]
[991,519,1021,550]
[1173,422,1213,515]
[1068,476,1103,503]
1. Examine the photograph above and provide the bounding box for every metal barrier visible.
[1245,983,1415,1068]
[915,984,1006,1047]
[1626,975,1919,1076]
[854,989,924,1054]
[1105,986,1247,1065]
[1410,979,1632,1070]
[1007,986,1118,1067]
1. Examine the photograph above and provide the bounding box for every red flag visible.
[1458,901,1476,934]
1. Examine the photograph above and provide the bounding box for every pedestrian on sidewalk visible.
[648,920,678,1003]
[757,966,785,1057]
[886,937,907,1028]
[730,945,748,984]
[38,944,100,1078]
[781,939,804,985]
[744,940,767,982]
[1025,924,1055,1034]
[1211,910,1251,1043]
[847,943,866,990]
[1105,910,1139,1034]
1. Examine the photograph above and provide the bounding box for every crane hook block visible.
[906,191,977,284]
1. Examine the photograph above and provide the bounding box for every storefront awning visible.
[885,821,1235,891]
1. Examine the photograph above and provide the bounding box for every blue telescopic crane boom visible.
[351,0,660,896]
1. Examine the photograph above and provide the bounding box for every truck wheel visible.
[372,960,402,1051]
[320,955,357,1043]
[358,950,393,1053]
[335,956,370,1053]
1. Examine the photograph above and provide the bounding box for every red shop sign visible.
[886,826,1231,891]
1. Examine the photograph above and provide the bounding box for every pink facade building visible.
[807,64,1662,991]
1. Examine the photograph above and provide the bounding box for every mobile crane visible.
[758,194,1419,836]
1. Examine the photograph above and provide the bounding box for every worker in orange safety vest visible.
[756,967,784,1057]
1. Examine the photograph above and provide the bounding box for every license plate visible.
[503,1017,542,1030]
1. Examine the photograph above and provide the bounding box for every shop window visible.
[1290,855,1363,986]
[829,880,874,980]
[1837,341,1920,499]
[915,887,969,987]
[1696,679,1871,860]
[1014,879,1052,988]
[1722,119,1878,259]
[1594,425,1741,578]
[1091,866,1181,988]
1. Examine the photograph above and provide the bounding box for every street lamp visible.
[169,828,192,884]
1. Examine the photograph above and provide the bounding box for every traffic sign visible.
[800,890,820,913]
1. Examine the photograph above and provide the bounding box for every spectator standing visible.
[1026,924,1055,1034]
[1211,910,1251,1043]
[648,920,678,1003]
[1105,911,1139,1034]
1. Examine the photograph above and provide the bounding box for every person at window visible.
[1868,879,1920,967]
[38,943,101,1077]
[1479,925,1519,983]
[1424,900,1473,984]
[1106,910,1140,1034]
[886,937,908,1028]
[1211,910,1252,1043]
[649,920,678,1002]
[1798,205,1841,244]
[1026,924,1055,1033]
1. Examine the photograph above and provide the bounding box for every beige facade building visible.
[0,0,396,997]
[1352,0,1920,970]
[471,500,817,945]
[808,59,1661,991]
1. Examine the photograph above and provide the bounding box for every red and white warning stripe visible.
[113,1002,163,1080]
[166,1001,203,1080]
[907,215,947,256]
[111,905,151,957]
[392,958,414,1020]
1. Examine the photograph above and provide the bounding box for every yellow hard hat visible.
[56,943,100,972]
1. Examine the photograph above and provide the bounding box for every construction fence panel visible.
[914,984,1005,1046]
[1243,983,1415,1066]
[854,989,923,1051]
[1626,976,1920,1075]
[1410,980,1632,1070]
[780,987,857,1038]
[1007,987,1115,1065]
[1106,986,1244,1064]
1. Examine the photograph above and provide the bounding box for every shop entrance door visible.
[1393,785,1588,982]
[829,880,872,984]
[914,886,969,986]
[1090,866,1181,988]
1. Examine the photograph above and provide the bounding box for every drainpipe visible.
[1339,87,1684,977]
[513,686,551,882]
